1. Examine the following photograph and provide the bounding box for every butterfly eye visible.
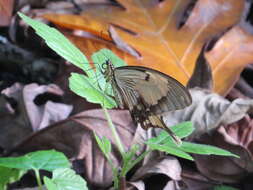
[102,62,107,69]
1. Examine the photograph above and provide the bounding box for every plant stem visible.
[119,177,126,190]
[34,169,43,190]
[103,107,125,156]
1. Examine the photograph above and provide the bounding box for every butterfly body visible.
[103,61,192,144]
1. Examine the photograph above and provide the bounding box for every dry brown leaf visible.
[181,169,216,190]
[163,181,177,190]
[0,84,30,150]
[0,0,14,26]
[63,33,135,63]
[193,116,253,183]
[53,63,100,114]
[0,83,33,149]
[42,0,246,95]
[161,88,253,139]
[127,181,145,190]
[0,83,72,149]
[206,24,253,94]
[131,156,181,181]
[22,83,72,130]
[127,156,182,190]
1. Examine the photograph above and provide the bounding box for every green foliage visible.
[44,168,88,190]
[0,150,70,171]
[146,122,239,161]
[94,133,150,188]
[147,121,194,145]
[214,185,239,190]
[94,133,112,160]
[149,143,194,160]
[0,150,88,190]
[177,142,239,157]
[170,121,195,138]
[0,166,26,190]
[120,145,150,177]
[69,48,127,108]
[69,72,116,108]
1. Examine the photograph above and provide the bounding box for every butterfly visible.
[101,60,192,145]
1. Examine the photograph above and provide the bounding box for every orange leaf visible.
[43,14,111,41]
[206,25,253,94]
[62,32,136,63]
[43,0,246,95]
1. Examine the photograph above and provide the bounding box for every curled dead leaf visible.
[194,116,253,183]
[0,83,72,149]
[163,88,253,139]
[131,156,182,181]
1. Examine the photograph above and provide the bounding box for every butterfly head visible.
[102,60,115,83]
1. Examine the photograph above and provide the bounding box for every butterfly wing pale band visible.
[111,66,192,144]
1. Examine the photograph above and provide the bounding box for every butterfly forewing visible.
[110,79,125,109]
[114,66,192,114]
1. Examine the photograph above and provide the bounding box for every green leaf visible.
[214,185,239,190]
[176,142,239,158]
[44,168,88,190]
[44,177,58,190]
[121,145,140,175]
[148,143,194,161]
[147,122,194,144]
[123,144,139,162]
[0,150,70,171]
[92,49,126,68]
[69,49,127,108]
[18,13,92,76]
[147,121,238,160]
[0,166,27,190]
[121,147,150,176]
[171,121,194,138]
[69,73,116,108]
[94,133,112,157]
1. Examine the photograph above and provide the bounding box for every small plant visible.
[18,13,239,189]
[0,150,88,190]
[214,185,239,190]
